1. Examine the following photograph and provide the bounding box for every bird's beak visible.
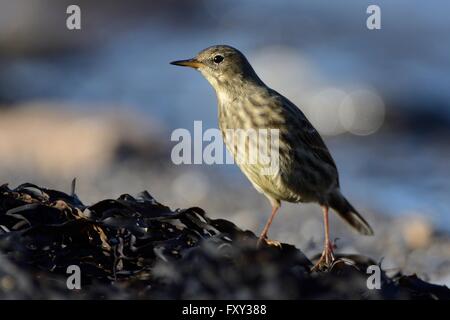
[170,58,202,69]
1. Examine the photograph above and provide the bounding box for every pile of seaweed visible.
[0,182,449,299]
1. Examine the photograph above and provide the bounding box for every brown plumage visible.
[171,45,373,270]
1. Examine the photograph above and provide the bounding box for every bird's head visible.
[170,45,261,89]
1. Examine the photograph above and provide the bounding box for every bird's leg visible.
[257,205,280,247]
[311,206,335,271]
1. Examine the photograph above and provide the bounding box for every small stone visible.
[402,217,433,249]
[1,275,15,291]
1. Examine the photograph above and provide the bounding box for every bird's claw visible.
[311,243,335,272]
[256,235,282,248]
[264,239,282,248]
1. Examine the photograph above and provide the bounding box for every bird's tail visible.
[328,191,374,235]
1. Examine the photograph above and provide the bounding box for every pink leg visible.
[257,205,280,247]
[312,206,335,271]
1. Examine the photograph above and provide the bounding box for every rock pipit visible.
[171,45,373,270]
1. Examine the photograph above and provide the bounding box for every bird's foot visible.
[264,239,282,248]
[311,242,335,272]
[256,235,282,248]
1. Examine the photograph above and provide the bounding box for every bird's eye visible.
[213,55,224,64]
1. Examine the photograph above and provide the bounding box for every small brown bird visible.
[171,45,373,270]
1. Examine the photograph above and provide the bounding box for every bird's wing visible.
[278,94,340,184]
[298,116,337,171]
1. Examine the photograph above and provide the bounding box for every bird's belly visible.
[226,139,329,204]
[236,161,304,203]
[219,122,305,203]
[218,107,332,204]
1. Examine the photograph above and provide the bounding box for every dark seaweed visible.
[0,182,449,299]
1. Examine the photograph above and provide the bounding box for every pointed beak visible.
[170,58,202,69]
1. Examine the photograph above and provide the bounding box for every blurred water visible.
[2,0,450,122]
[331,135,450,230]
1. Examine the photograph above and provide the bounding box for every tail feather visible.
[328,191,374,236]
